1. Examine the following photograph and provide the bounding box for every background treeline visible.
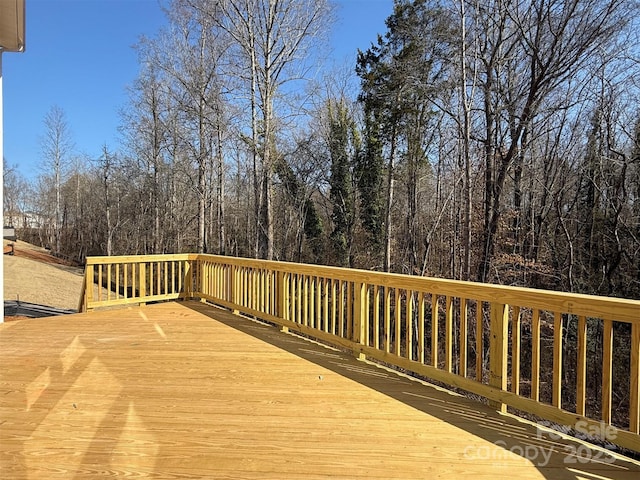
[4,0,640,300]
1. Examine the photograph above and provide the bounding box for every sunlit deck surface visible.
[1,301,639,479]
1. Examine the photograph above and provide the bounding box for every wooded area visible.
[4,0,640,299]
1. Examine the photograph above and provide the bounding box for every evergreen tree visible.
[328,100,357,267]
[356,0,455,272]
[356,107,384,261]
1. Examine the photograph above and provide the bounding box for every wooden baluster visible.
[308,275,314,327]
[316,276,321,330]
[552,312,563,408]
[235,265,240,306]
[364,284,370,347]
[384,287,391,353]
[297,274,303,325]
[347,282,353,340]
[331,280,337,335]
[445,296,453,373]
[576,315,587,416]
[531,309,541,401]
[286,273,293,321]
[476,301,483,382]
[406,291,413,361]
[115,264,120,301]
[323,278,329,333]
[259,269,264,310]
[373,286,380,350]
[148,262,153,297]
[419,293,425,364]
[276,271,285,322]
[164,261,169,297]
[602,318,613,424]
[266,270,271,313]
[303,275,309,327]
[338,281,345,337]
[124,264,129,300]
[511,306,521,395]
[107,264,113,301]
[240,267,245,307]
[431,294,438,368]
[170,262,175,296]
[178,261,183,294]
[98,264,103,302]
[394,288,401,357]
[460,298,468,378]
[250,269,255,310]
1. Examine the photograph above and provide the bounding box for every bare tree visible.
[471,0,629,282]
[2,162,27,227]
[216,0,332,259]
[122,58,171,254]
[456,0,477,281]
[165,0,231,253]
[40,105,74,255]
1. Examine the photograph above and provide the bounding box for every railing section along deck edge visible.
[80,253,640,454]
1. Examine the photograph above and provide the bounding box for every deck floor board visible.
[1,301,638,479]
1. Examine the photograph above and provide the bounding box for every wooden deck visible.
[1,301,639,479]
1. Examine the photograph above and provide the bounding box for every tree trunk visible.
[459,0,473,282]
[383,124,397,273]
[216,117,226,255]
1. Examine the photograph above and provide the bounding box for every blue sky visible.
[2,0,392,180]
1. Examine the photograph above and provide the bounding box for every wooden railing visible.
[81,254,195,310]
[81,254,640,453]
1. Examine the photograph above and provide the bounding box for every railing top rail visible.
[85,254,196,265]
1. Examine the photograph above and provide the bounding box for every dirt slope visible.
[3,240,84,311]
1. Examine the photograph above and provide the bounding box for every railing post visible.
[84,264,94,311]
[489,302,508,413]
[353,281,367,360]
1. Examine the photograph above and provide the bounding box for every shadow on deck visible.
[1,300,638,479]
[185,301,640,479]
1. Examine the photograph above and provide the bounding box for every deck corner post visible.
[81,264,94,312]
[353,281,367,360]
[489,301,508,413]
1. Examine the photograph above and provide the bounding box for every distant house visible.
[19,212,46,229]
[4,211,46,229]
[3,226,16,241]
